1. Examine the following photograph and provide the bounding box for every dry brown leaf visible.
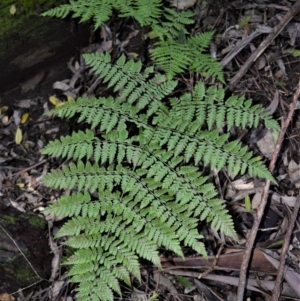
[0,293,14,301]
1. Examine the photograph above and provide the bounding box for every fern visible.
[151,31,225,81]
[42,51,279,300]
[41,1,280,300]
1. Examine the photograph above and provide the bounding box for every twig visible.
[198,243,224,279]
[11,159,48,178]
[272,194,300,301]
[229,0,300,91]
[236,79,300,301]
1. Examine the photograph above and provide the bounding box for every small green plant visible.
[41,1,279,300]
[286,48,300,57]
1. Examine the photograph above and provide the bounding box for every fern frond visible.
[151,40,192,79]
[41,129,96,160]
[151,8,194,40]
[163,7,195,26]
[133,0,163,26]
[169,81,280,131]
[42,0,113,29]
[188,31,214,53]
[41,3,72,18]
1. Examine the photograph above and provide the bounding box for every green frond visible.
[42,0,113,29]
[133,0,163,26]
[41,129,96,160]
[191,53,225,83]
[188,31,214,53]
[151,40,192,79]
[41,3,72,19]
[186,32,225,83]
[151,8,194,40]
[163,7,195,26]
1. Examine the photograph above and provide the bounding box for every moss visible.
[0,0,67,59]
[0,212,46,228]
[4,253,40,286]
[0,214,17,225]
[23,214,46,229]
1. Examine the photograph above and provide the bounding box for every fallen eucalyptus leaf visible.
[9,5,16,15]
[21,113,29,124]
[15,127,22,144]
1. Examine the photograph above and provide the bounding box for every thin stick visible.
[272,194,300,300]
[229,0,300,91]
[236,79,300,301]
[11,159,48,178]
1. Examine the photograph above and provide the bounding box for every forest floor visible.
[0,0,300,301]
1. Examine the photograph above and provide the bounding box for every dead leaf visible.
[275,58,287,78]
[288,160,300,187]
[153,273,178,295]
[127,52,139,58]
[257,130,276,159]
[15,127,22,144]
[13,110,21,126]
[286,22,300,46]
[130,288,148,301]
[232,179,254,190]
[266,89,280,114]
[0,293,14,301]
[52,81,70,91]
[9,5,16,16]
[15,99,32,108]
[21,113,29,124]
[167,0,196,9]
[252,192,262,209]
[255,56,266,70]
[51,280,65,300]
[272,194,297,207]
[49,95,64,107]
[10,199,26,212]
[96,40,113,53]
